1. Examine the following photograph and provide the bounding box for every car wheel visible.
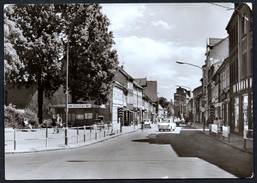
[159,129,161,132]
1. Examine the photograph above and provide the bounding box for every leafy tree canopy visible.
[4,4,119,123]
[159,97,170,109]
[55,4,119,104]
[5,4,64,96]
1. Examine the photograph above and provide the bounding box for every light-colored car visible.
[143,119,151,128]
[158,119,176,131]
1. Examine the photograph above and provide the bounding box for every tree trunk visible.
[37,71,43,124]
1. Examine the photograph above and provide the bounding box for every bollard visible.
[65,128,68,146]
[95,131,97,140]
[84,126,86,142]
[104,130,106,138]
[77,127,79,144]
[46,127,48,148]
[14,128,16,151]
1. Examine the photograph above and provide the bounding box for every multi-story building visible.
[216,57,230,126]
[226,3,253,134]
[193,86,202,123]
[174,87,188,119]
[203,37,229,123]
[112,66,143,126]
[134,78,158,122]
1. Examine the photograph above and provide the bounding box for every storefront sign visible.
[68,104,91,108]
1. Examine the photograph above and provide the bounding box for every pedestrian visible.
[56,114,63,133]
[52,114,57,134]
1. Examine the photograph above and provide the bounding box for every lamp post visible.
[176,61,203,70]
[176,61,203,131]
[64,26,72,146]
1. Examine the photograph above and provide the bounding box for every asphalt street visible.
[145,126,253,178]
[5,124,243,180]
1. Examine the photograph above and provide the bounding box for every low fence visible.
[5,124,119,151]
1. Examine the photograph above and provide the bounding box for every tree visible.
[4,9,26,83]
[4,3,119,124]
[5,4,64,123]
[158,97,170,109]
[55,4,119,104]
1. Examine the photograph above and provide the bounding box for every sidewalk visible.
[191,122,253,154]
[5,123,253,154]
[5,124,140,154]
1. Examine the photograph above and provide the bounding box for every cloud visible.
[152,20,173,30]
[102,4,146,31]
[101,3,233,100]
[112,35,205,99]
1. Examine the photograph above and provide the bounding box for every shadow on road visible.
[131,130,253,178]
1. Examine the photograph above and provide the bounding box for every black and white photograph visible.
[3,1,254,181]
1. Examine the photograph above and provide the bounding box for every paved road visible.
[5,125,236,180]
[145,126,253,178]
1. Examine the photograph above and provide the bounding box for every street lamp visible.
[64,26,72,146]
[176,61,203,70]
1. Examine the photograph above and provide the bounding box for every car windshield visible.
[161,120,171,123]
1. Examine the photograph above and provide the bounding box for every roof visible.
[208,38,224,48]
[134,78,147,87]
[118,66,134,81]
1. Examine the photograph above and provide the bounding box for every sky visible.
[101,3,235,101]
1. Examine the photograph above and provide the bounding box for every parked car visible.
[142,119,151,128]
[158,119,176,131]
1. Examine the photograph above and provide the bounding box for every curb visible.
[5,129,139,154]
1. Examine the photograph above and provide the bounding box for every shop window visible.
[76,114,84,120]
[243,94,248,128]
[234,97,239,133]
[84,113,93,119]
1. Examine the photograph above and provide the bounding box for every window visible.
[84,113,93,119]
[76,114,84,120]
[241,52,247,79]
[242,15,246,35]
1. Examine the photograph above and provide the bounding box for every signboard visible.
[211,124,218,134]
[68,104,91,108]
[222,126,230,137]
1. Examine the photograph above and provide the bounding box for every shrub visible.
[4,104,39,129]
[40,119,54,128]
[4,104,23,128]
[22,108,39,128]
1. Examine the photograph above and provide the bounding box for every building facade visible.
[226,3,253,134]
[203,37,229,123]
